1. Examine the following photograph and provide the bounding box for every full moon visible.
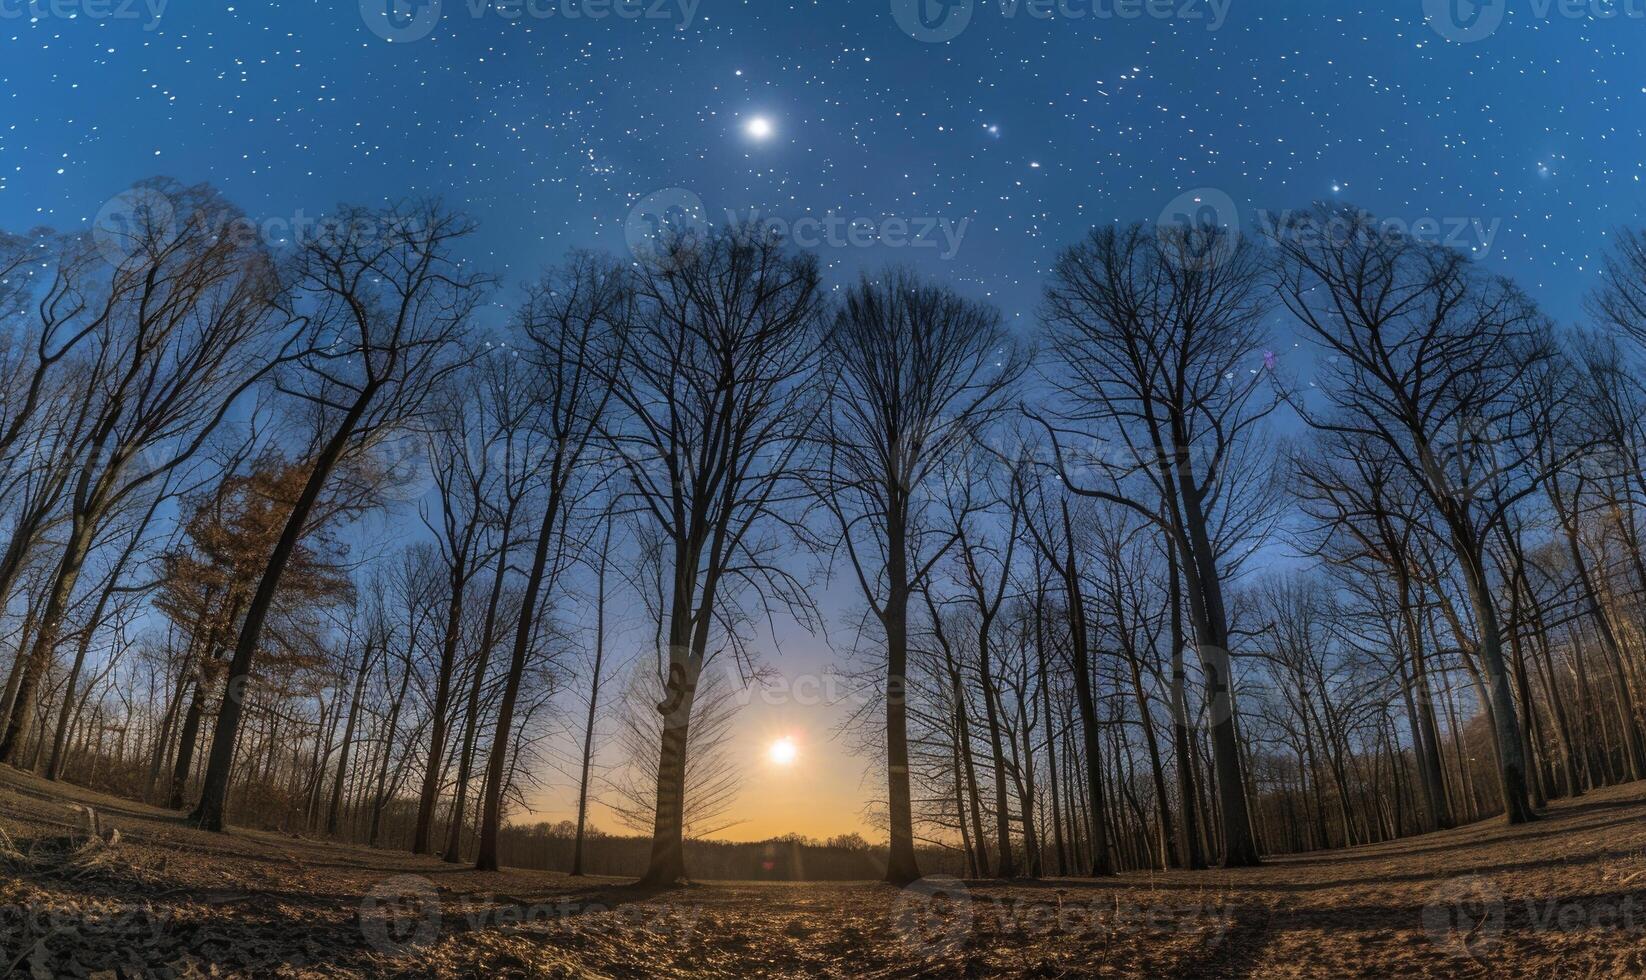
[768,737,797,766]
[745,116,774,141]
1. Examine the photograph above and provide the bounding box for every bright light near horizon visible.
[745,115,774,141]
[768,737,797,766]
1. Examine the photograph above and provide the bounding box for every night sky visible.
[5,0,1643,838]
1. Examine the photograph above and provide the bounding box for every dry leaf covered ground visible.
[4,766,1646,978]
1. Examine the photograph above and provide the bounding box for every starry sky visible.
[5,0,1644,840]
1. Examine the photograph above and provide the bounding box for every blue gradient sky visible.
[5,0,1644,839]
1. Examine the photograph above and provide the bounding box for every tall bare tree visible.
[442,352,542,863]
[473,254,629,872]
[1038,222,1276,866]
[817,269,1021,884]
[190,203,483,831]
[612,226,825,885]
[1270,203,1553,823]
[2,183,282,767]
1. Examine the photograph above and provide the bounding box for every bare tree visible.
[1037,222,1276,866]
[190,203,483,831]
[1270,203,1553,823]
[611,226,825,885]
[571,501,617,875]
[607,661,744,840]
[2,183,283,767]
[472,254,629,871]
[44,479,171,780]
[441,352,542,863]
[409,373,505,855]
[1015,478,1119,875]
[817,268,1022,884]
[1292,431,1456,831]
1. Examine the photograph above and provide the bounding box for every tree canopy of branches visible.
[16,185,1646,895]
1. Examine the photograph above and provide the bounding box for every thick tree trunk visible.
[881,512,922,885]
[0,506,57,742]
[639,647,698,885]
[170,597,242,809]
[1450,523,1536,824]
[1164,545,1205,869]
[1173,480,1261,867]
[0,608,37,765]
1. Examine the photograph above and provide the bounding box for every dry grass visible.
[4,767,1646,977]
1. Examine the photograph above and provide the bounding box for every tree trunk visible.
[571,520,611,877]
[413,548,469,854]
[1447,517,1537,824]
[977,624,1016,879]
[881,508,922,885]
[191,390,375,832]
[327,638,374,837]
[1035,599,1069,876]
[0,514,97,766]
[477,472,571,872]
[1060,501,1113,875]
[443,521,515,862]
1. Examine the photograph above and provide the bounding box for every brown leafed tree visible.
[153,455,353,808]
[190,203,484,831]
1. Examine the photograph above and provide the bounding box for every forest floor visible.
[5,768,1646,978]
